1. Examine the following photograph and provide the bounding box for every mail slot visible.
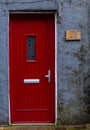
[24,79,40,84]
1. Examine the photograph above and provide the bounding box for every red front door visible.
[9,14,55,124]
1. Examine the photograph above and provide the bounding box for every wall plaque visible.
[66,30,81,41]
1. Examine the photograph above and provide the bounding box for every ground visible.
[0,124,90,130]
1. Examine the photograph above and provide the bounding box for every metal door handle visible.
[45,70,51,83]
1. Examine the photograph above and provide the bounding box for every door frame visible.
[8,11,57,125]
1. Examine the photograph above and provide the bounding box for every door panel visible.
[9,14,55,123]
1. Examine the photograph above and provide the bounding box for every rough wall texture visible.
[57,0,90,124]
[0,0,90,125]
[0,3,9,124]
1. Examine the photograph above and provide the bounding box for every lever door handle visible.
[45,70,51,83]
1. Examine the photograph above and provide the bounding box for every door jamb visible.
[8,12,57,125]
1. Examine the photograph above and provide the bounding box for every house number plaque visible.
[66,30,81,41]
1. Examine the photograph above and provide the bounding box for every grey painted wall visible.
[57,0,90,124]
[0,0,90,125]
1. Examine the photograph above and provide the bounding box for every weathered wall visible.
[57,0,90,124]
[0,0,90,125]
[0,2,9,124]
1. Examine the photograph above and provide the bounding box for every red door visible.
[9,14,55,124]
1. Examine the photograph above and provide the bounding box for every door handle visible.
[45,70,51,83]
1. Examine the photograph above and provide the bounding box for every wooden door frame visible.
[8,12,57,125]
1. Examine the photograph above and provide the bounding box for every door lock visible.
[45,70,51,83]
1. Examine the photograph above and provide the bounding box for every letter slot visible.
[24,79,40,84]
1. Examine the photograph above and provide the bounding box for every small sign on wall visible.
[66,30,81,41]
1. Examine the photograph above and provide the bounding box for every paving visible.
[0,124,90,130]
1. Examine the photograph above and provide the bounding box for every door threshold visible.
[11,123,55,126]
